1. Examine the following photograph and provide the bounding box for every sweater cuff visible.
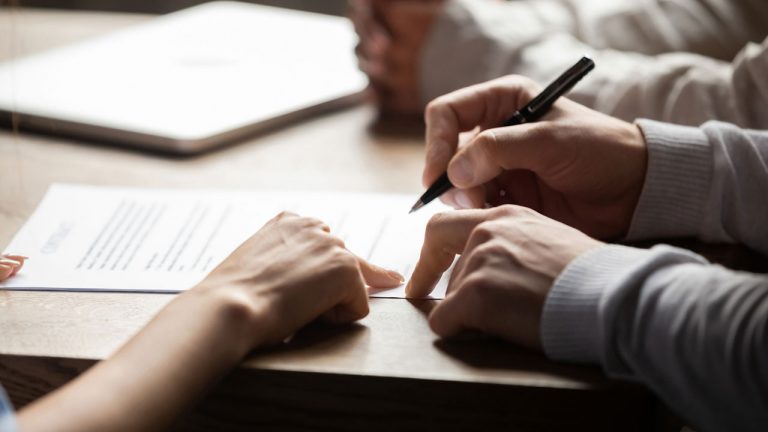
[541,244,655,365]
[627,119,712,240]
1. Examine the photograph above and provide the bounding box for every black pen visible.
[409,56,595,213]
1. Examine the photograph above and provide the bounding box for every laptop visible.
[0,1,368,154]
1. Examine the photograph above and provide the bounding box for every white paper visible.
[0,184,453,298]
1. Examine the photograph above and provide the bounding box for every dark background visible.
[4,0,347,16]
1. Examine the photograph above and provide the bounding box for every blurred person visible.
[351,0,768,129]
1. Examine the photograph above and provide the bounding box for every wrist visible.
[615,121,648,237]
[179,284,271,360]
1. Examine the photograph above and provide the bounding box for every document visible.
[0,184,453,298]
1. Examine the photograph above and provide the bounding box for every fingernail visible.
[455,191,473,209]
[387,269,405,283]
[449,156,473,186]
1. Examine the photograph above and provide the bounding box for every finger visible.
[356,255,404,288]
[325,258,371,324]
[428,287,473,337]
[2,254,28,262]
[447,123,566,189]
[2,255,27,275]
[406,208,494,298]
[423,76,538,187]
[446,251,469,295]
[452,187,485,209]
[0,259,21,273]
[0,264,13,281]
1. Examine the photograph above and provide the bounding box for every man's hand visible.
[195,212,403,347]
[350,0,445,114]
[424,75,648,240]
[406,205,602,349]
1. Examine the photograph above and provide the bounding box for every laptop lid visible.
[0,1,368,153]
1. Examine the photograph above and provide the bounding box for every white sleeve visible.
[516,35,768,129]
[420,0,768,128]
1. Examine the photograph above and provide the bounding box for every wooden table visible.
[0,8,663,431]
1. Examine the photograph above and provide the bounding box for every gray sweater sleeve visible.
[540,121,768,430]
[542,245,768,432]
[629,120,768,254]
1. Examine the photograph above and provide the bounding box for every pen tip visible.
[409,200,425,214]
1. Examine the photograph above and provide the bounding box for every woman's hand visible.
[18,213,402,432]
[193,211,403,348]
[0,254,26,281]
[423,75,648,240]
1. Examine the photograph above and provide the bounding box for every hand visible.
[0,254,26,281]
[350,0,444,114]
[17,214,403,432]
[193,211,403,347]
[406,205,602,349]
[423,75,648,240]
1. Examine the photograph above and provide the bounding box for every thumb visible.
[446,124,565,188]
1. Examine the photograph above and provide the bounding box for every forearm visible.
[17,289,256,432]
[420,0,767,105]
[542,244,768,431]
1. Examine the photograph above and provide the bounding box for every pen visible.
[409,56,595,214]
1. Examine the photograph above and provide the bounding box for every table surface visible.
[0,7,659,431]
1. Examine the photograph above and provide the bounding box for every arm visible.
[420,0,768,128]
[543,244,768,432]
[513,34,768,129]
[420,73,768,243]
[15,213,401,432]
[410,73,768,431]
[406,204,768,431]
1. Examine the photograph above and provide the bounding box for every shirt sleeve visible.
[628,119,768,254]
[541,244,768,432]
[0,386,17,432]
[420,0,768,129]
[515,35,768,129]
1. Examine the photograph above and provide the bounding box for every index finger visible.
[406,209,494,298]
[422,76,539,186]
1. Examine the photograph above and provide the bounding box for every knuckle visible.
[274,210,298,221]
[474,130,498,151]
[469,222,496,243]
[329,249,358,271]
[473,240,506,259]
[425,98,448,121]
[492,204,526,219]
[299,217,325,229]
[329,235,346,248]
[425,212,449,233]
[459,273,495,306]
